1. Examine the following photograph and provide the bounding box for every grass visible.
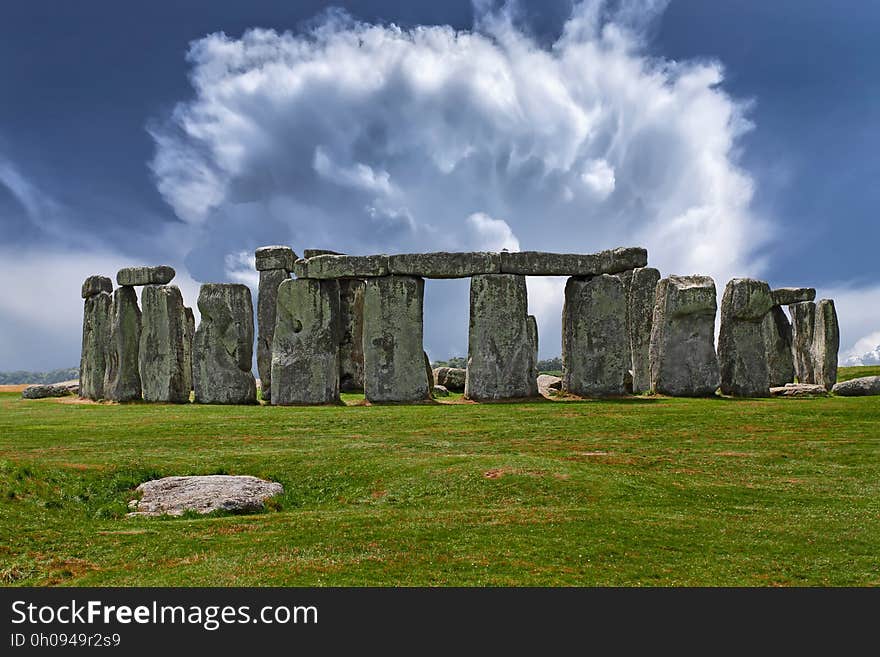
[1,367,878,587]
[838,365,880,382]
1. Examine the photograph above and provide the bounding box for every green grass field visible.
[1,365,878,586]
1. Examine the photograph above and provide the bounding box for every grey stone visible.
[363,275,429,402]
[389,252,501,278]
[303,249,343,258]
[21,384,73,399]
[562,274,628,397]
[465,274,538,400]
[812,299,839,390]
[432,384,450,397]
[527,314,539,388]
[116,266,175,286]
[127,475,283,517]
[628,267,661,393]
[770,383,829,397]
[771,287,816,306]
[192,284,257,404]
[832,375,880,396]
[271,278,340,405]
[256,268,290,402]
[298,254,389,279]
[616,269,634,362]
[183,307,195,394]
[718,278,773,397]
[81,275,112,299]
[339,279,366,392]
[649,275,720,397]
[500,247,647,276]
[433,367,466,392]
[762,306,794,387]
[139,285,191,403]
[425,351,434,390]
[103,286,143,402]
[537,374,562,396]
[255,245,298,272]
[80,290,112,400]
[789,302,816,384]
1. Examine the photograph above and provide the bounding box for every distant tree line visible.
[0,367,79,385]
[431,356,563,373]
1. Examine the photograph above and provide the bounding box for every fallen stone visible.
[127,475,283,517]
[465,274,538,400]
[649,275,720,397]
[271,278,341,405]
[562,274,628,397]
[255,245,298,272]
[789,302,816,384]
[718,278,773,397]
[56,379,81,394]
[81,275,112,299]
[832,375,880,396]
[771,287,816,306]
[80,290,112,400]
[257,268,291,401]
[103,286,143,402]
[116,266,175,287]
[339,279,366,392]
[628,267,661,393]
[762,306,794,387]
[21,384,73,399]
[811,299,839,390]
[388,252,501,278]
[433,367,466,392]
[139,285,191,403]
[500,247,647,276]
[537,374,562,396]
[296,254,389,279]
[432,384,450,397]
[192,284,257,404]
[770,383,829,397]
[363,275,429,402]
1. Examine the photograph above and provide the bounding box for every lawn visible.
[1,367,878,586]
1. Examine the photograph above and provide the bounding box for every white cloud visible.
[466,212,520,251]
[224,250,259,289]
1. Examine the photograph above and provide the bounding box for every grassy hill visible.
[1,366,878,586]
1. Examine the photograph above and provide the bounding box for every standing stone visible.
[339,279,366,392]
[718,278,773,397]
[363,276,429,403]
[192,284,257,404]
[103,286,142,402]
[789,301,816,384]
[562,274,628,397]
[762,306,794,387]
[527,314,539,388]
[271,278,340,405]
[628,267,661,393]
[257,268,291,402]
[80,287,112,400]
[139,285,190,403]
[812,299,839,390]
[183,307,195,395]
[649,275,720,397]
[465,274,537,400]
[81,275,112,299]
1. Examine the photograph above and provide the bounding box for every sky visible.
[1,0,878,371]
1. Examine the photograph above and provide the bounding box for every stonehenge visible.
[139,284,191,403]
[762,307,794,388]
[80,276,112,400]
[789,301,816,384]
[255,245,296,401]
[103,286,143,402]
[812,299,839,390]
[628,267,661,393]
[718,278,774,397]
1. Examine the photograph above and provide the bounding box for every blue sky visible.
[1,0,878,371]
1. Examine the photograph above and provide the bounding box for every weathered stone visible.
[812,299,839,390]
[424,351,434,390]
[116,266,175,286]
[789,302,816,384]
[339,279,366,392]
[465,274,538,400]
[298,254,389,279]
[363,276,429,402]
[80,290,112,400]
[718,278,773,397]
[628,267,661,393]
[256,269,290,401]
[527,314,539,388]
[771,287,816,306]
[762,306,794,387]
[537,374,562,396]
[139,285,191,403]
[832,375,880,396]
[303,249,343,258]
[183,307,195,394]
[389,252,501,278]
[21,384,73,399]
[255,245,298,272]
[562,274,628,397]
[192,284,257,404]
[81,275,112,299]
[433,367,466,392]
[770,383,829,397]
[432,384,450,397]
[127,475,282,517]
[500,247,647,276]
[271,278,340,405]
[616,269,634,362]
[103,286,142,402]
[649,275,720,397]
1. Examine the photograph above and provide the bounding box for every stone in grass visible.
[432,384,450,397]
[127,475,283,517]
[21,384,73,399]
[769,383,829,397]
[832,376,880,397]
